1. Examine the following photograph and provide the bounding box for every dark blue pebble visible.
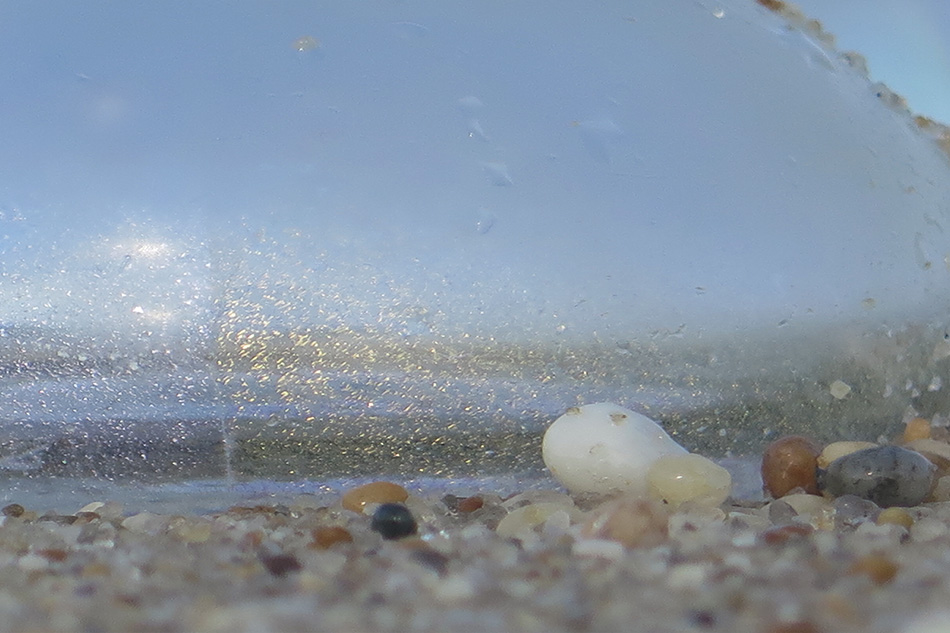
[371,503,418,539]
[819,445,936,508]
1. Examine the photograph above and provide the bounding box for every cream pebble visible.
[646,454,732,509]
[817,441,878,469]
[542,402,687,495]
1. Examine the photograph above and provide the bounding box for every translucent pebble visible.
[832,494,880,530]
[542,402,687,495]
[580,496,669,549]
[817,441,878,469]
[496,502,578,539]
[646,454,732,509]
[780,493,835,529]
[760,435,822,498]
[341,481,409,513]
[820,445,936,508]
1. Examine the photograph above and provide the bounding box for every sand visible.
[1,470,950,633]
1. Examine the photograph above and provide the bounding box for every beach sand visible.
[1,465,949,633]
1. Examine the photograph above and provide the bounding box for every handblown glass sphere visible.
[1,0,949,482]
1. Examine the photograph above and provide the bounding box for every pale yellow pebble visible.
[646,454,732,509]
[78,501,105,514]
[817,441,878,469]
[876,507,914,529]
[171,519,213,543]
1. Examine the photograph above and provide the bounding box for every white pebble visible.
[542,402,687,495]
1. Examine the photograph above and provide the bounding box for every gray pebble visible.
[819,445,936,508]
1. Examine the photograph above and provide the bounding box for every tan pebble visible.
[341,481,409,513]
[903,417,932,443]
[876,507,914,529]
[903,438,950,474]
[761,436,822,498]
[646,454,732,509]
[311,526,353,549]
[581,496,669,548]
[173,520,213,543]
[930,475,950,502]
[847,553,899,585]
[816,441,878,469]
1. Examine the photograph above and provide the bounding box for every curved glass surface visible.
[2,0,950,482]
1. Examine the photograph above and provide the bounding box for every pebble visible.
[847,553,899,585]
[817,441,878,469]
[370,503,418,540]
[310,526,353,549]
[760,435,822,498]
[1,503,24,518]
[832,495,880,530]
[902,438,950,474]
[761,523,814,546]
[820,445,936,508]
[580,496,669,548]
[541,402,687,495]
[496,502,576,539]
[646,454,732,509]
[876,507,914,529]
[457,496,484,513]
[902,417,932,443]
[341,481,409,513]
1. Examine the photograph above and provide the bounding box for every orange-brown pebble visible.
[457,496,484,513]
[581,496,669,549]
[761,523,814,546]
[902,417,932,443]
[341,481,409,513]
[761,435,822,498]
[875,507,914,529]
[311,526,354,549]
[847,553,899,585]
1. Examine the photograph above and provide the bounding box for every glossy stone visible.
[370,503,418,540]
[341,482,409,514]
[819,445,936,508]
[761,436,822,498]
[542,403,687,495]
